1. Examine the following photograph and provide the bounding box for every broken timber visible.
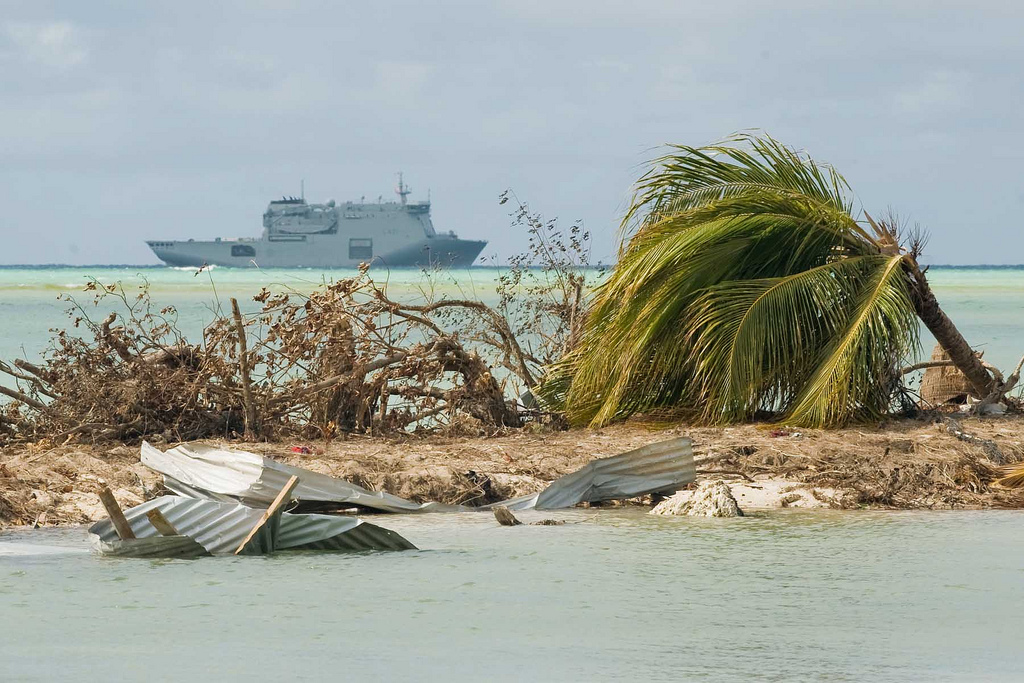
[98,487,135,540]
[145,509,180,536]
[95,486,209,558]
[234,475,300,555]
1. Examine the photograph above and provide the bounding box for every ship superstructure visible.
[147,176,486,268]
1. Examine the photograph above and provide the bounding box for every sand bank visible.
[2,415,1022,527]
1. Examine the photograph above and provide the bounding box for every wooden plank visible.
[145,509,180,537]
[233,475,299,555]
[231,297,258,440]
[98,487,136,540]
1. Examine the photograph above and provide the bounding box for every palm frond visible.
[683,257,880,423]
[994,463,1024,489]
[785,253,918,426]
[622,132,873,246]
[539,133,920,428]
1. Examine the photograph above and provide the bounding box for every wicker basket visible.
[920,344,973,405]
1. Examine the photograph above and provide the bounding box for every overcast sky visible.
[2,1,1022,265]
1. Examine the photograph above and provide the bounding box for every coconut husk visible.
[921,344,974,405]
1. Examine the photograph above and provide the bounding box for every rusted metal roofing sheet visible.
[88,496,416,555]
[141,436,694,514]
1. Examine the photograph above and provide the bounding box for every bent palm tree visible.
[541,133,996,427]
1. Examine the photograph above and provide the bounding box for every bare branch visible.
[0,384,49,412]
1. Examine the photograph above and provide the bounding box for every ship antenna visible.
[396,172,411,206]
[301,179,305,201]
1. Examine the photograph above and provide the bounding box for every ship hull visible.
[147,236,487,269]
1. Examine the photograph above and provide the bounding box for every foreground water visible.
[2,266,1022,680]
[0,265,1022,373]
[1,508,1022,681]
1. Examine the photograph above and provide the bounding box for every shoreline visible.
[2,414,1022,529]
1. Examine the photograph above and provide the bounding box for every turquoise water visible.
[0,265,1021,372]
[1,508,1022,681]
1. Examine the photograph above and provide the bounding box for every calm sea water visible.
[0,265,1021,371]
[1,508,1022,681]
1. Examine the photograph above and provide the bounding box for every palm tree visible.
[540,133,997,428]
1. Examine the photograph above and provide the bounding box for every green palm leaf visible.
[786,253,918,425]
[538,133,924,428]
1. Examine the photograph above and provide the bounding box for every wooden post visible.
[98,487,136,540]
[234,475,299,555]
[145,509,180,537]
[231,297,258,441]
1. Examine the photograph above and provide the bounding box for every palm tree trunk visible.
[905,259,995,397]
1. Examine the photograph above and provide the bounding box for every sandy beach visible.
[3,413,1021,528]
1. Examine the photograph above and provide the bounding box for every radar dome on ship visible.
[327,200,335,207]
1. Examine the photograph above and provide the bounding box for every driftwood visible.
[492,505,522,526]
[0,200,598,446]
[944,418,1005,464]
[0,384,48,412]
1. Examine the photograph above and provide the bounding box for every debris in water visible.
[650,480,744,517]
[89,494,416,556]
[94,437,694,558]
[492,506,522,526]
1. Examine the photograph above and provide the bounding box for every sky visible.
[1,0,1023,266]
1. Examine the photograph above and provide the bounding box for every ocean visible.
[2,508,1022,681]
[0,265,1021,373]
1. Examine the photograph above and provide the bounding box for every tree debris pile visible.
[0,271,577,446]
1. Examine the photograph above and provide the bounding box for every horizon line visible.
[0,262,1022,270]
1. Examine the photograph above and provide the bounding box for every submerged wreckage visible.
[89,436,695,558]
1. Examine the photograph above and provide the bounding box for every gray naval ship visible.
[147,176,487,268]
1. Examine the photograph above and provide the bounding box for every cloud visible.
[4,21,88,69]
[895,69,970,115]
[0,2,1023,265]
[373,61,435,101]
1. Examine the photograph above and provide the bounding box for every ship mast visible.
[396,172,411,206]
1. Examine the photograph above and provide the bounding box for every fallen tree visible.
[541,133,1024,427]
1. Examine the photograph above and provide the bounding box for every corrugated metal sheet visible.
[141,436,694,514]
[88,496,417,555]
[501,437,696,511]
[141,441,448,512]
[91,535,210,559]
